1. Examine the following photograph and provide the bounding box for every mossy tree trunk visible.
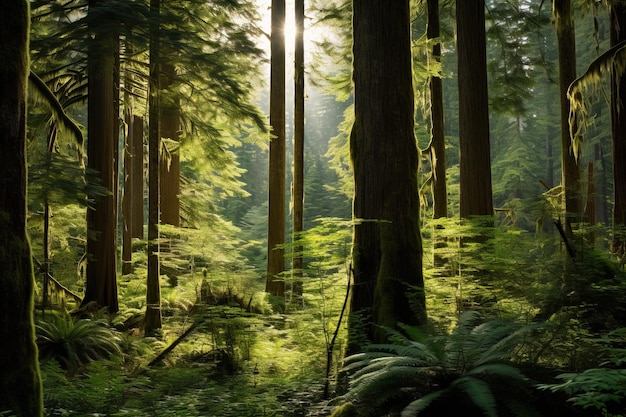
[83,0,119,313]
[610,0,626,256]
[349,0,426,353]
[553,0,581,237]
[457,0,493,219]
[266,0,287,297]
[0,1,44,415]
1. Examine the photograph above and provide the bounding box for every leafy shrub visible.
[36,314,123,372]
[538,328,626,417]
[538,368,626,417]
[336,311,538,417]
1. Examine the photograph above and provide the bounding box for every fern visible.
[36,314,123,372]
[338,312,538,417]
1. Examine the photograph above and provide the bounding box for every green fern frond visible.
[450,376,498,417]
[351,364,444,392]
[401,389,447,417]
[475,324,536,366]
[341,312,538,416]
[365,342,439,362]
[466,363,526,383]
[36,316,123,371]
[347,369,422,409]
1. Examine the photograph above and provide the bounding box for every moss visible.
[330,402,358,417]
[0,1,43,415]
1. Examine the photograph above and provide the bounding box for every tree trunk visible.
[159,59,181,286]
[584,162,595,244]
[132,116,144,238]
[146,0,162,334]
[595,143,608,225]
[83,0,119,313]
[122,35,144,269]
[266,0,286,297]
[553,0,581,237]
[159,61,181,228]
[428,0,447,220]
[349,0,426,353]
[122,113,144,275]
[43,196,51,310]
[457,0,493,218]
[291,0,305,302]
[427,0,447,271]
[610,0,626,256]
[0,1,44,414]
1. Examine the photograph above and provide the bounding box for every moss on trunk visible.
[0,1,44,415]
[349,0,426,353]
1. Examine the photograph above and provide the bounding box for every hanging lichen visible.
[568,40,626,160]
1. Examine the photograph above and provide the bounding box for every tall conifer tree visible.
[146,0,162,333]
[610,0,626,255]
[267,0,287,297]
[553,0,581,237]
[292,0,305,300]
[457,0,493,219]
[83,0,119,313]
[349,0,426,352]
[0,0,44,414]
[428,0,447,221]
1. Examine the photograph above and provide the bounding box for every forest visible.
[3,0,626,416]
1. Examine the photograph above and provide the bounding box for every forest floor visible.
[39,289,347,417]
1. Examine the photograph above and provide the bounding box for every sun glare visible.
[259,0,321,56]
[283,15,298,46]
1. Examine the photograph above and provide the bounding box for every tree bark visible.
[457,0,493,218]
[122,36,144,269]
[159,60,181,228]
[132,116,144,238]
[291,0,305,301]
[610,0,626,256]
[83,0,119,313]
[146,0,162,333]
[266,0,287,297]
[595,143,608,225]
[427,0,448,270]
[553,0,581,236]
[428,0,447,220]
[0,1,44,414]
[349,0,426,352]
[122,114,144,275]
[159,59,181,286]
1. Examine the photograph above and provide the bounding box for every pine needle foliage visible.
[337,311,538,417]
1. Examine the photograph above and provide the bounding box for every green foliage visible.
[486,1,547,118]
[36,314,123,372]
[538,328,626,417]
[337,312,538,417]
[539,368,626,416]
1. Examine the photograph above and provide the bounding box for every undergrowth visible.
[32,212,626,416]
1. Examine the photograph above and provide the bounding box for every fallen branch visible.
[148,320,201,367]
